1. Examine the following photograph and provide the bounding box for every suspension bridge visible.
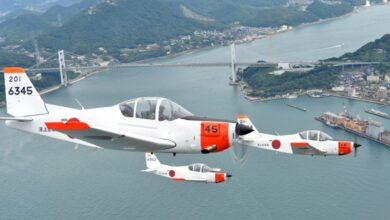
[1,44,381,88]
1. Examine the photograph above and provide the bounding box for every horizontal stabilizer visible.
[141,168,157,173]
[0,117,33,121]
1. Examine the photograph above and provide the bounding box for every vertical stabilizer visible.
[3,67,48,117]
[237,115,260,138]
[145,152,161,169]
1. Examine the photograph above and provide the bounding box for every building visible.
[378,86,388,99]
[385,75,390,82]
[381,131,390,144]
[347,87,356,97]
[277,62,291,70]
[321,112,345,126]
[146,43,160,50]
[366,120,385,139]
[332,86,345,92]
[344,119,368,134]
[367,75,380,83]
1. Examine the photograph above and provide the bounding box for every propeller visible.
[230,144,249,165]
[225,172,232,183]
[353,135,362,157]
[353,142,362,157]
[229,123,254,164]
[230,123,254,165]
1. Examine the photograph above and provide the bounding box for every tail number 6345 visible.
[8,86,33,96]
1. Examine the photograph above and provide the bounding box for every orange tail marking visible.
[3,67,25,74]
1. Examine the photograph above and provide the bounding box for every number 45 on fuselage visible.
[0,67,253,154]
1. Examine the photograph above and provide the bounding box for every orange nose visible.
[200,122,230,152]
[338,141,352,155]
[215,173,226,183]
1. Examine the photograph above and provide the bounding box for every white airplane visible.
[236,115,361,156]
[0,67,253,155]
[142,153,231,183]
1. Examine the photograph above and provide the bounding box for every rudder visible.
[237,115,260,138]
[145,152,161,169]
[3,67,48,117]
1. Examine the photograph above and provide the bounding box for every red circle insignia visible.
[169,170,175,177]
[272,139,281,149]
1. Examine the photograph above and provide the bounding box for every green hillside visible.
[242,33,390,98]
[37,0,219,53]
[0,0,100,42]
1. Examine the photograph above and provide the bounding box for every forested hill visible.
[242,33,390,98]
[0,0,370,57]
[337,34,390,62]
[329,33,390,72]
[37,0,219,53]
[168,0,354,27]
[0,0,101,42]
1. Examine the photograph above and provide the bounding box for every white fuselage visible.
[238,132,351,156]
[6,103,236,154]
[149,164,228,183]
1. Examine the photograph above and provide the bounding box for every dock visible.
[315,116,390,147]
[285,103,307,112]
[364,108,390,120]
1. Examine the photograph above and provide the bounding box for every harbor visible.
[316,110,390,147]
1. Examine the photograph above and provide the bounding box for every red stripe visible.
[291,142,310,148]
[45,121,90,130]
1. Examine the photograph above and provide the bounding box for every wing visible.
[0,117,33,121]
[290,142,326,154]
[45,120,175,151]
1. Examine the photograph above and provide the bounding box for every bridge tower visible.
[230,43,238,85]
[58,50,68,87]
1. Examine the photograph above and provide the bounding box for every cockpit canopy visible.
[119,97,193,121]
[299,130,333,141]
[188,163,211,173]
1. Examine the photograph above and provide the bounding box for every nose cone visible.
[227,173,232,178]
[236,123,254,136]
[338,141,352,155]
[353,142,362,148]
[215,173,226,183]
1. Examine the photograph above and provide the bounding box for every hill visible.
[37,0,219,54]
[329,33,390,72]
[241,33,390,98]
[0,0,100,42]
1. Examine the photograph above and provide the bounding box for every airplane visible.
[236,115,361,156]
[142,152,231,183]
[0,67,253,155]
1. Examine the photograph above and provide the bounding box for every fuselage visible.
[5,97,238,154]
[238,131,353,156]
[150,164,229,183]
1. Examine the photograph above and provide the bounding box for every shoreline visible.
[0,3,383,108]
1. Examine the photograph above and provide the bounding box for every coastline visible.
[0,3,382,108]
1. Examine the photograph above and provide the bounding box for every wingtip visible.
[3,67,25,74]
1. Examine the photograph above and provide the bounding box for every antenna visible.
[74,98,86,110]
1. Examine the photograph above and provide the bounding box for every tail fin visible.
[145,152,161,169]
[3,67,48,117]
[237,115,260,138]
